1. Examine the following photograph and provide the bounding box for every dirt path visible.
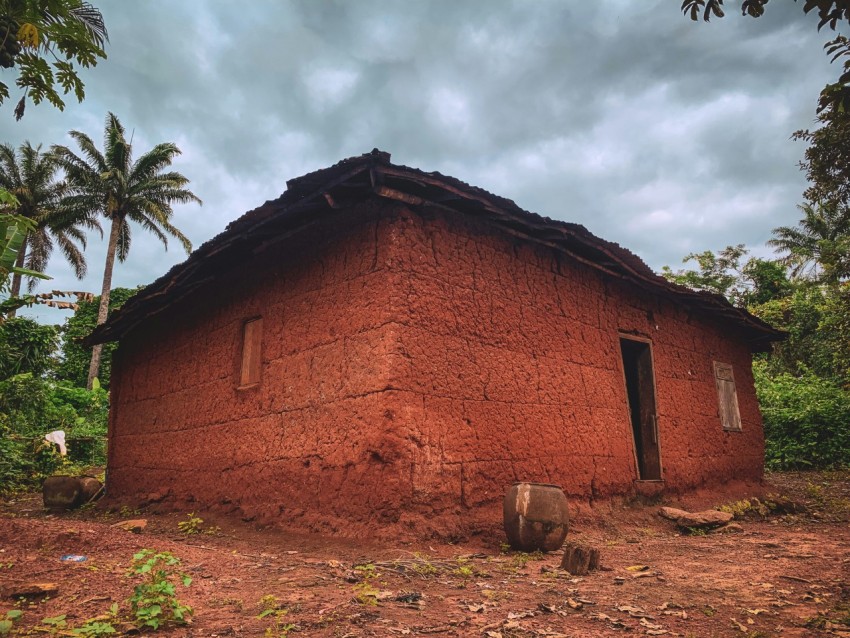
[1,472,849,637]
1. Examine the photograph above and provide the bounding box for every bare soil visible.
[2,471,849,637]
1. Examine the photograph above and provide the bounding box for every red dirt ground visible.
[1,471,849,637]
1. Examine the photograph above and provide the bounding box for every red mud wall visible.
[107,201,415,533]
[108,197,764,535]
[379,205,764,524]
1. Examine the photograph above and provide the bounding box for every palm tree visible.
[0,142,96,315]
[52,112,201,389]
[768,202,850,282]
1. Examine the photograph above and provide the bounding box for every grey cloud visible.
[1,0,836,324]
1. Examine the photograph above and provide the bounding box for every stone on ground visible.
[111,519,147,533]
[658,506,734,529]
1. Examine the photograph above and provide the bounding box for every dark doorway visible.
[620,338,661,480]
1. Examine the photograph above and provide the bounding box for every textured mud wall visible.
[108,197,764,534]
[107,201,415,531]
[378,205,764,522]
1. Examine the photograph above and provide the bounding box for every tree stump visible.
[560,543,600,575]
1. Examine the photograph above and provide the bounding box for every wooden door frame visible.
[618,333,664,482]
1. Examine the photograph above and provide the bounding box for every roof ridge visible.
[85,150,784,348]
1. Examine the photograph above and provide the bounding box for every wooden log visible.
[560,543,600,576]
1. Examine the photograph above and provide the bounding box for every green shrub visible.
[0,373,108,492]
[0,317,59,378]
[0,418,64,492]
[128,550,193,630]
[755,360,850,470]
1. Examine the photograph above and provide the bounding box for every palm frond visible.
[64,131,107,173]
[116,218,131,262]
[24,229,51,290]
[130,143,182,183]
[55,232,87,279]
[103,113,131,174]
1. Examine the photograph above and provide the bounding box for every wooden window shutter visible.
[240,318,263,387]
[713,361,741,432]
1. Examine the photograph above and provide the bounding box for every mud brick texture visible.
[100,152,777,537]
[105,194,765,537]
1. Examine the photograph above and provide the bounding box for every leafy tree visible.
[793,107,850,214]
[52,112,201,389]
[681,0,850,112]
[661,244,791,307]
[741,257,794,305]
[0,0,108,119]
[662,244,748,301]
[767,201,850,282]
[0,141,98,310]
[56,286,137,388]
[752,283,839,379]
[0,315,56,377]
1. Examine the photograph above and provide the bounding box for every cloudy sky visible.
[1,1,837,323]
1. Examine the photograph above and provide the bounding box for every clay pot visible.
[503,482,569,552]
[42,475,83,511]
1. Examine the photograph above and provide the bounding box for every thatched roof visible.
[87,149,784,349]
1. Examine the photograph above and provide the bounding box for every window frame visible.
[713,360,742,432]
[238,316,263,389]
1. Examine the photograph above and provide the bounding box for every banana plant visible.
[1,188,51,318]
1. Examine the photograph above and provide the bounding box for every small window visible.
[713,361,741,432]
[239,317,263,387]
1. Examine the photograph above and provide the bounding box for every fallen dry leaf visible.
[640,617,664,630]
[662,610,688,619]
[731,618,748,633]
[508,610,535,619]
[617,604,650,618]
[591,613,627,629]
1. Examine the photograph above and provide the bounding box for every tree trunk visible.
[86,215,121,390]
[7,234,28,318]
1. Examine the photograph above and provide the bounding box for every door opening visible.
[619,337,662,480]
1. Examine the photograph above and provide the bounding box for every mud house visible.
[88,150,783,534]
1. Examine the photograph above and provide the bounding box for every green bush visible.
[0,373,108,493]
[755,360,850,470]
[0,317,59,378]
[0,418,64,492]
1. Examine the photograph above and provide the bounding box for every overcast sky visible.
[1,1,837,323]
